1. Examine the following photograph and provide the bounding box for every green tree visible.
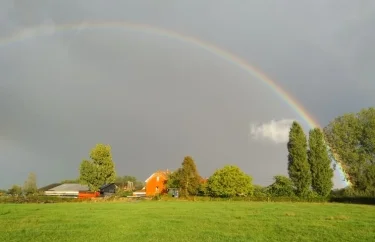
[166,168,182,189]
[267,175,295,197]
[133,181,145,190]
[207,165,254,197]
[308,128,334,197]
[23,172,38,195]
[79,160,94,186]
[116,175,137,183]
[8,185,23,196]
[115,175,145,190]
[324,107,375,193]
[287,121,311,196]
[79,144,116,191]
[179,156,201,197]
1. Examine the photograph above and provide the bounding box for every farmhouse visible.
[142,170,208,197]
[144,170,170,196]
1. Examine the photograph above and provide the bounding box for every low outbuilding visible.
[99,183,117,197]
[44,183,90,198]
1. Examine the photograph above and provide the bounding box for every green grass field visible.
[0,201,374,242]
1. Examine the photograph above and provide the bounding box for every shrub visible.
[152,194,161,200]
[253,185,268,198]
[190,195,328,203]
[267,175,295,197]
[330,188,375,205]
[0,195,79,204]
[197,183,208,196]
[116,190,133,197]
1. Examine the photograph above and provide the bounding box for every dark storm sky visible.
[1,1,374,188]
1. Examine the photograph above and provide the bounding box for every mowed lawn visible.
[0,201,374,242]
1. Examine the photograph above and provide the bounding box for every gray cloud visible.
[1,1,373,189]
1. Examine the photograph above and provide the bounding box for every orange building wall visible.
[145,174,167,196]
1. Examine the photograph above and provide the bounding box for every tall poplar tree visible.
[308,128,334,197]
[180,156,201,197]
[287,121,311,196]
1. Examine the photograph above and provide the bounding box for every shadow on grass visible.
[329,196,375,205]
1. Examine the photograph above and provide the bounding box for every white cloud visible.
[249,119,295,144]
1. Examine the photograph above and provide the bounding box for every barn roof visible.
[38,183,62,191]
[99,183,116,190]
[48,183,89,192]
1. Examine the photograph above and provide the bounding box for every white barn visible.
[44,183,89,197]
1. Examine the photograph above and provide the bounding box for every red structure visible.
[144,170,208,197]
[145,170,169,196]
[78,191,100,199]
[200,177,208,184]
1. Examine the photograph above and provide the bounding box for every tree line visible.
[164,123,334,199]
[166,107,375,199]
[162,119,333,199]
[2,107,374,200]
[285,107,375,198]
[6,172,38,196]
[3,144,143,196]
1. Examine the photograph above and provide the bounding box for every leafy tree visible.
[116,175,137,183]
[287,121,311,196]
[8,185,23,196]
[207,165,254,197]
[79,160,94,186]
[166,168,183,189]
[23,172,38,195]
[308,128,334,197]
[324,107,375,193]
[179,156,201,196]
[79,144,116,191]
[115,175,144,190]
[134,181,145,190]
[267,175,295,197]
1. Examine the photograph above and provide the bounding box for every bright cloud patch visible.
[249,119,295,144]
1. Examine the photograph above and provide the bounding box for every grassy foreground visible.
[0,201,374,242]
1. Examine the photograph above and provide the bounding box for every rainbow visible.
[0,21,351,186]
